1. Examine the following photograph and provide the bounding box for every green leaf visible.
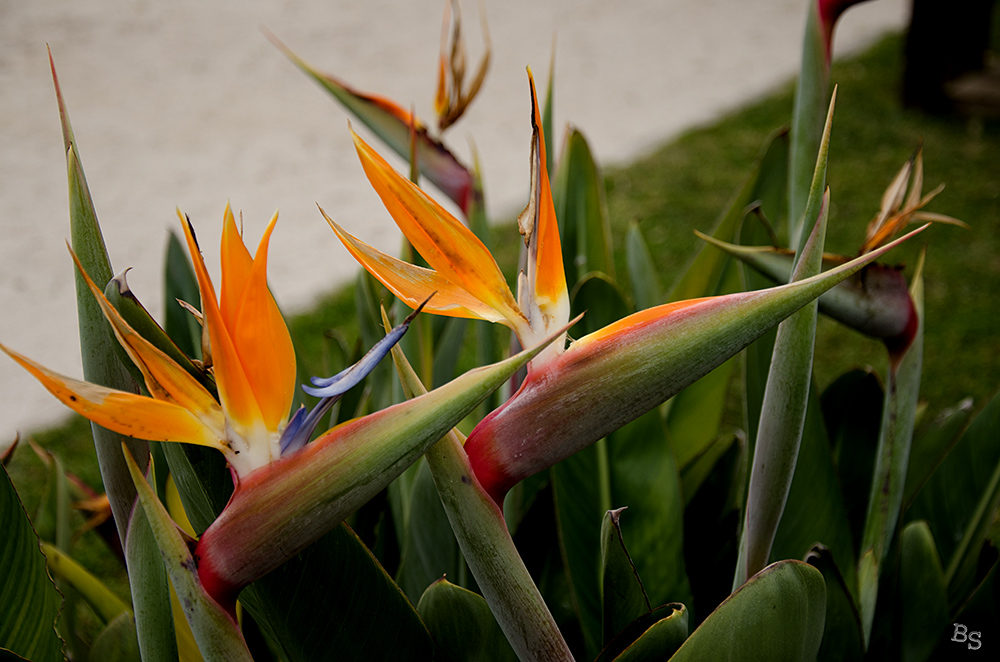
[605,604,688,662]
[669,561,826,662]
[907,392,1000,585]
[122,447,251,661]
[163,230,202,361]
[51,53,176,662]
[40,543,131,625]
[858,260,924,640]
[601,508,650,645]
[552,129,615,284]
[87,612,140,662]
[417,579,517,662]
[897,521,949,662]
[387,320,574,662]
[820,369,883,552]
[805,546,863,662]
[625,221,664,310]
[395,458,464,602]
[772,389,857,593]
[788,1,830,248]
[0,464,64,662]
[903,398,973,511]
[737,96,835,585]
[240,523,434,662]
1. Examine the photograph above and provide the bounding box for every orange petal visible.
[351,128,521,321]
[322,208,509,324]
[69,249,224,430]
[232,211,296,431]
[1,342,220,448]
[220,204,254,331]
[179,210,264,431]
[526,70,569,315]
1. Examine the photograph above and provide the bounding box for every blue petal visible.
[301,298,427,399]
[280,296,430,455]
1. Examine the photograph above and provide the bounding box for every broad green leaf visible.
[122,447,251,661]
[669,561,826,662]
[552,129,614,284]
[820,369,883,550]
[51,53,175,662]
[240,523,434,662]
[396,458,464,602]
[907,391,1000,581]
[0,464,63,662]
[625,221,664,310]
[607,411,691,613]
[858,260,924,640]
[601,508,650,645]
[898,521,948,662]
[772,388,857,592]
[903,398,973,511]
[805,546,863,662]
[607,604,688,662]
[416,579,517,662]
[88,613,141,662]
[679,432,737,505]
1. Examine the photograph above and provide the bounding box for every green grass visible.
[6,31,998,622]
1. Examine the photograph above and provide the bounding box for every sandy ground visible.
[0,0,909,444]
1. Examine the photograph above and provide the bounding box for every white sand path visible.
[0,0,908,443]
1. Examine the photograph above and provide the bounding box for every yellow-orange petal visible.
[179,210,264,430]
[351,128,521,321]
[1,342,220,449]
[220,203,254,332]
[322,208,510,324]
[232,211,296,431]
[526,70,569,315]
[68,248,224,429]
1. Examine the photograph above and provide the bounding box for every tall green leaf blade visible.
[51,54,176,662]
[772,389,857,592]
[669,561,826,662]
[417,578,517,662]
[858,259,924,641]
[0,464,63,662]
[738,95,835,585]
[123,448,251,661]
[902,398,973,510]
